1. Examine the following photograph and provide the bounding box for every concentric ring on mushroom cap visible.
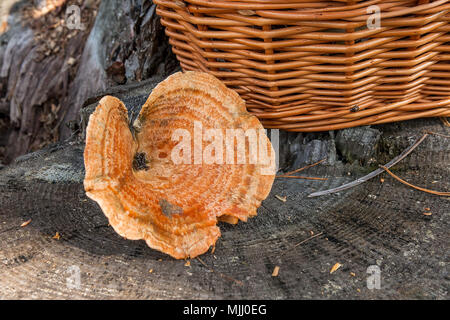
[84,71,276,259]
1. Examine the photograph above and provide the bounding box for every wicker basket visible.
[154,0,450,131]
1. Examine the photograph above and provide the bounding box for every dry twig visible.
[308,133,429,197]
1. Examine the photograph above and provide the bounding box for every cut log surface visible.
[0,81,449,299]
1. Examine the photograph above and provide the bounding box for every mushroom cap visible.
[84,72,275,259]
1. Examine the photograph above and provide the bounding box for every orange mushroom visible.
[84,71,275,259]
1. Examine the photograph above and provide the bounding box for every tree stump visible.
[0,79,448,299]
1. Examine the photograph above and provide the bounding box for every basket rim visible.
[156,0,449,20]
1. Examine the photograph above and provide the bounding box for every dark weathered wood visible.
[0,84,448,298]
[308,134,429,197]
[0,1,99,163]
[60,0,179,139]
[0,0,179,163]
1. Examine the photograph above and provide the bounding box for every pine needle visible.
[277,175,327,181]
[282,158,326,176]
[440,117,450,127]
[380,166,450,196]
[277,158,327,181]
[426,131,450,139]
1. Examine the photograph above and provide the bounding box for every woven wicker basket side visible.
[155,0,450,131]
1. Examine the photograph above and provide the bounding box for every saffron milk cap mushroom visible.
[84,71,275,259]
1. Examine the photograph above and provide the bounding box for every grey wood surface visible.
[0,89,448,298]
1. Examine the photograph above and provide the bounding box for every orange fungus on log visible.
[84,71,275,259]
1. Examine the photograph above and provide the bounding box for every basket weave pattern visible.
[154,0,450,131]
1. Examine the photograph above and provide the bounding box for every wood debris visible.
[330,263,342,274]
[275,195,287,202]
[272,266,280,277]
[20,219,32,227]
[350,272,356,277]
[67,57,77,66]
[52,232,61,240]
[149,269,153,273]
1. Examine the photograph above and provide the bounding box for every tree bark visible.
[0,0,179,164]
